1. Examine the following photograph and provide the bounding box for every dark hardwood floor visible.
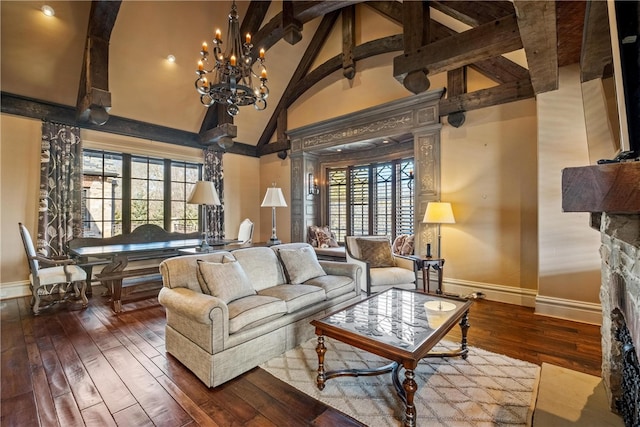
[1,287,602,426]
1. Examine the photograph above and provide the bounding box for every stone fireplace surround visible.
[562,162,640,424]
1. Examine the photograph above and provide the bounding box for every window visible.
[82,149,201,237]
[327,158,414,243]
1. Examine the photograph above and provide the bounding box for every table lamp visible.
[188,180,221,251]
[422,202,455,258]
[261,184,287,246]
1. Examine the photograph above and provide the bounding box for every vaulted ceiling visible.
[1,1,586,157]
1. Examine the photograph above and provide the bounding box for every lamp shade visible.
[187,181,221,206]
[422,202,455,224]
[261,187,287,207]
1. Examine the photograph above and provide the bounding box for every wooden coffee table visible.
[311,288,473,427]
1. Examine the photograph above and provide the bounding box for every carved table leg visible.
[315,336,327,390]
[459,309,470,359]
[403,368,417,427]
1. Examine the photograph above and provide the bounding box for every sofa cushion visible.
[258,284,326,313]
[277,246,327,284]
[356,238,395,268]
[227,295,287,334]
[232,247,287,291]
[305,275,354,300]
[197,259,256,304]
[370,267,416,286]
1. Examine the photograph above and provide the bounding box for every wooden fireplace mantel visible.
[562,162,640,213]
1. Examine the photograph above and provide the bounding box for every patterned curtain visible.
[203,148,225,239]
[37,121,83,256]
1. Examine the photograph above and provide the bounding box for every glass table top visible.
[316,288,469,352]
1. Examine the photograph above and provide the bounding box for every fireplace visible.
[562,162,640,426]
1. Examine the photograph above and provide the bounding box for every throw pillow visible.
[315,228,339,248]
[392,235,407,255]
[197,259,256,304]
[400,234,415,256]
[356,238,395,268]
[307,225,320,247]
[277,246,327,284]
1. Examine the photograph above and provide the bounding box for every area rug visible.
[533,363,623,427]
[261,338,540,426]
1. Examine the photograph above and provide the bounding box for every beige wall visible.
[0,114,262,298]
[441,99,539,292]
[0,73,603,324]
[536,65,602,313]
[1,114,42,297]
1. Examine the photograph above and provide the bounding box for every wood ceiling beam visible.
[260,34,404,156]
[366,2,527,85]
[283,1,303,45]
[4,92,257,156]
[400,1,431,94]
[439,78,534,116]
[393,14,523,83]
[76,0,121,125]
[430,1,515,27]
[513,0,558,94]
[580,0,612,82]
[342,5,356,79]
[256,12,340,154]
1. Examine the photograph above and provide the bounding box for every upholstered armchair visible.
[345,235,417,295]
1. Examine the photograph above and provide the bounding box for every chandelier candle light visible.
[195,1,268,116]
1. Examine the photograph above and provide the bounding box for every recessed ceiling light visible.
[336,148,342,152]
[167,55,176,63]
[41,5,55,17]
[382,139,389,144]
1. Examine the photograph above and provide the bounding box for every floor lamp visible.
[188,181,221,251]
[261,184,287,246]
[422,202,455,258]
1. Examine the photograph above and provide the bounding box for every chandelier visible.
[195,1,268,116]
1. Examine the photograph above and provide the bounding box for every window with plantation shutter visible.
[327,158,414,242]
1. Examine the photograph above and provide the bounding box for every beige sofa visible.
[158,243,362,387]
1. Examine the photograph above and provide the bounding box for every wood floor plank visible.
[102,345,192,427]
[89,304,165,378]
[1,292,604,427]
[1,392,40,427]
[80,402,118,427]
[37,334,72,398]
[49,320,103,410]
[83,353,138,414]
[54,391,85,427]
[156,374,222,427]
[31,365,60,426]
[112,404,154,427]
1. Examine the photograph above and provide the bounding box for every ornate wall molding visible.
[288,90,444,243]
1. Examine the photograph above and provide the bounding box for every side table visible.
[416,257,445,294]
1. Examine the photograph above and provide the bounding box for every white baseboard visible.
[441,277,602,325]
[534,295,602,325]
[0,280,31,300]
[440,278,538,307]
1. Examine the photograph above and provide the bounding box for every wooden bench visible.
[96,266,164,313]
[68,225,200,313]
